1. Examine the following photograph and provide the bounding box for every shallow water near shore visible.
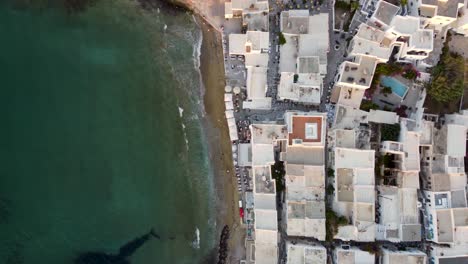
[0,1,216,263]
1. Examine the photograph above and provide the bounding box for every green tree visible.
[278,32,286,45]
[381,124,400,141]
[350,1,359,10]
[427,48,464,103]
[360,100,379,111]
[403,68,417,80]
[381,86,392,96]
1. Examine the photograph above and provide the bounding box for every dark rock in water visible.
[216,225,230,264]
[134,0,190,14]
[63,0,98,13]
[75,229,160,264]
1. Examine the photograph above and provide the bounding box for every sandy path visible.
[197,16,246,264]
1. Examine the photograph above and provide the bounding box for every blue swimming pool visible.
[381,76,408,98]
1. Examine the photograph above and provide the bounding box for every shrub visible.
[394,105,408,117]
[427,45,464,103]
[278,32,286,45]
[335,0,351,9]
[271,162,285,192]
[381,86,392,96]
[360,100,379,111]
[326,184,335,195]
[381,123,400,141]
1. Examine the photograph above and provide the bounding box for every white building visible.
[333,246,375,264]
[282,112,327,240]
[429,244,468,264]
[225,0,269,32]
[278,11,329,104]
[250,124,288,264]
[333,147,376,242]
[419,0,464,32]
[380,248,427,264]
[229,31,272,109]
[367,0,400,30]
[286,242,327,264]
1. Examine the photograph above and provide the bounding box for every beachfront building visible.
[250,123,288,264]
[429,244,468,264]
[277,11,329,105]
[229,31,272,109]
[333,246,375,264]
[282,112,327,240]
[225,0,269,31]
[332,147,376,242]
[380,247,427,264]
[286,242,327,264]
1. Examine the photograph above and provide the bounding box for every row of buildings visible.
[223,0,468,263]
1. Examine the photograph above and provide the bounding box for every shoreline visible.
[196,16,246,263]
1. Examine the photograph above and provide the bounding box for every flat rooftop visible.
[338,56,378,88]
[436,209,454,243]
[298,56,320,73]
[285,146,324,165]
[251,124,288,144]
[243,10,269,31]
[288,200,325,219]
[281,10,310,34]
[255,209,278,230]
[278,72,322,104]
[421,0,459,18]
[288,115,324,144]
[334,129,356,148]
[286,243,326,264]
[356,24,385,42]
[335,148,375,169]
[372,0,400,26]
[255,243,278,264]
[254,166,275,194]
[286,164,325,188]
[246,66,268,99]
[335,248,375,264]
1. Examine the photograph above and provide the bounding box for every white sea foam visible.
[178,106,184,117]
[191,227,200,249]
[192,15,206,117]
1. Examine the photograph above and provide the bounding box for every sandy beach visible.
[197,17,246,263]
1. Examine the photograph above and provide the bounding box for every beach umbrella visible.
[232,145,237,151]
[225,85,232,93]
[233,86,241,94]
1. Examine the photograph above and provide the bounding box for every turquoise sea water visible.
[0,1,215,263]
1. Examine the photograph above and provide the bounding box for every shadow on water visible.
[0,197,12,224]
[74,229,161,264]
[5,242,24,264]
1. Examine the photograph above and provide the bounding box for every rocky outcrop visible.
[164,0,192,10]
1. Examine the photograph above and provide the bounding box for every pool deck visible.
[372,75,423,114]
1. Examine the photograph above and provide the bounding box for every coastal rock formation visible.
[217,225,230,264]
[164,0,193,10]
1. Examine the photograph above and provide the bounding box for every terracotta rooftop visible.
[288,116,323,145]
